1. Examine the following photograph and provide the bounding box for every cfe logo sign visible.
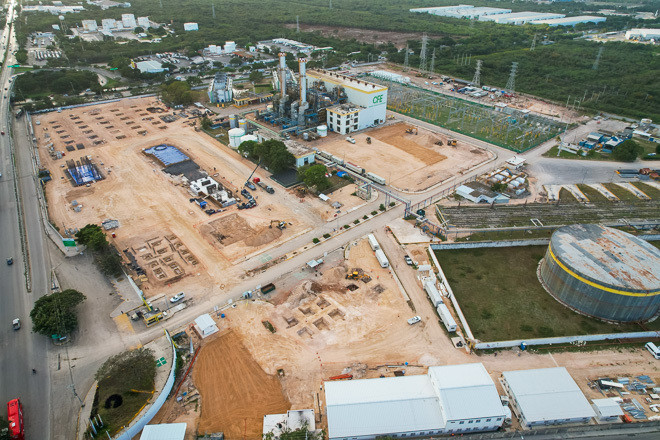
[372,94,384,105]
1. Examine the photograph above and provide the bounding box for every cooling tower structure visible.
[538,224,660,322]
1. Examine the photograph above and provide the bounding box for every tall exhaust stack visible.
[278,52,287,116]
[297,58,308,126]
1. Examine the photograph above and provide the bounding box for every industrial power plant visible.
[538,224,660,323]
[256,54,388,137]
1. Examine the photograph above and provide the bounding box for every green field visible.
[373,78,564,152]
[435,246,660,342]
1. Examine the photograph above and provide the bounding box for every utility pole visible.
[429,48,436,74]
[212,4,216,19]
[472,59,482,86]
[505,61,518,93]
[403,44,409,71]
[419,33,428,72]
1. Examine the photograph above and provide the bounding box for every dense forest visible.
[15,0,660,119]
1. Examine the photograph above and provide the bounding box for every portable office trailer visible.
[367,234,380,251]
[424,280,443,307]
[375,249,389,268]
[437,304,457,332]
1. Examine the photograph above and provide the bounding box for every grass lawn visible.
[602,183,640,202]
[576,184,609,203]
[543,145,610,161]
[632,182,660,200]
[558,187,579,203]
[435,246,659,342]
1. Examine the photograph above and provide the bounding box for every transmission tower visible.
[403,44,409,71]
[158,0,163,8]
[212,4,216,19]
[472,59,483,86]
[530,34,537,51]
[592,46,603,70]
[329,0,332,9]
[429,48,436,74]
[419,33,428,72]
[506,62,518,92]
[296,15,300,33]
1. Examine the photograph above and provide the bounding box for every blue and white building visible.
[208,72,233,104]
[325,363,508,440]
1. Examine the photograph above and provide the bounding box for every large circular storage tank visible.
[238,119,247,131]
[539,224,660,322]
[227,128,245,148]
[317,125,328,137]
[240,134,258,145]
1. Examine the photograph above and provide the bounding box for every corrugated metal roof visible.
[327,398,444,439]
[140,423,187,440]
[551,224,660,291]
[430,364,506,421]
[592,398,624,418]
[325,375,435,406]
[503,367,595,423]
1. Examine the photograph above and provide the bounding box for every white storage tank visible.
[240,134,258,145]
[375,249,389,268]
[228,128,246,148]
[317,125,328,137]
[238,118,247,131]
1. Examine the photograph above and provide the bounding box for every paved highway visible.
[0,0,51,438]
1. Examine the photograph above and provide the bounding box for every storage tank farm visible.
[538,224,660,322]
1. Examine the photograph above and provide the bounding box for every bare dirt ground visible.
[282,24,437,49]
[192,330,290,439]
[34,97,322,299]
[308,122,493,192]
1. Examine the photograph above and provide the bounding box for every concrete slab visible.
[388,217,432,244]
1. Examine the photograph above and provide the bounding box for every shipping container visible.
[424,280,443,307]
[366,172,386,185]
[437,304,457,332]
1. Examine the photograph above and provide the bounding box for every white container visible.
[375,249,389,268]
[240,134,258,145]
[228,128,246,148]
[367,234,380,251]
[317,125,328,137]
[238,118,247,131]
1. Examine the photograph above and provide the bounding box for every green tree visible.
[655,144,660,155]
[96,252,123,277]
[264,141,295,173]
[186,75,202,87]
[160,81,194,106]
[75,224,108,251]
[300,164,330,191]
[612,140,643,162]
[249,70,263,83]
[491,182,507,192]
[238,139,258,158]
[200,116,212,130]
[30,289,86,337]
[229,56,243,67]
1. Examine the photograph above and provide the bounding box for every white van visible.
[645,342,660,360]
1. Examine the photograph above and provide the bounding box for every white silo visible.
[317,125,328,137]
[228,128,246,148]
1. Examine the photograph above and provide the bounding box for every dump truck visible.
[448,139,457,147]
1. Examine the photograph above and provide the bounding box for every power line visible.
[592,46,603,70]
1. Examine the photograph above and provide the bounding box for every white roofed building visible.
[137,16,151,29]
[324,363,507,440]
[502,367,595,427]
[140,423,186,440]
[184,22,199,31]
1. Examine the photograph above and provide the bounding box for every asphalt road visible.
[0,0,51,438]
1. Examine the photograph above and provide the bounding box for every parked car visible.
[245,181,256,191]
[6,257,13,265]
[404,255,413,266]
[12,318,21,330]
[170,292,185,303]
[407,316,422,325]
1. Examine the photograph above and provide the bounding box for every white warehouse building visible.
[325,363,508,440]
[306,70,387,135]
[502,367,595,427]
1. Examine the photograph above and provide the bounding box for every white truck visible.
[375,249,389,268]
